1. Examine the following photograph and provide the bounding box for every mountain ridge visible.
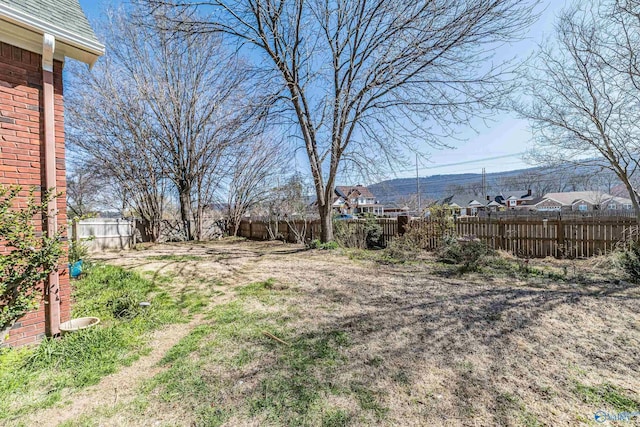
[368,164,617,204]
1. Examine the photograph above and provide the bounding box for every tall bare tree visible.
[141,0,539,242]
[517,0,640,220]
[66,168,99,219]
[226,136,287,236]
[68,8,260,241]
[67,53,168,241]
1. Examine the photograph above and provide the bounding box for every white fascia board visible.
[571,199,590,206]
[535,197,563,206]
[0,4,104,66]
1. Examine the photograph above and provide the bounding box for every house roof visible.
[499,190,534,200]
[441,194,487,208]
[522,196,544,206]
[335,185,376,200]
[0,0,104,66]
[604,195,633,205]
[541,191,621,206]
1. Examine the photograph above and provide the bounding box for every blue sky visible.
[78,0,568,180]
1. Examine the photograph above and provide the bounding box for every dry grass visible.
[15,239,640,426]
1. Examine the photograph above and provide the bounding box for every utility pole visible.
[416,153,421,216]
[482,167,486,198]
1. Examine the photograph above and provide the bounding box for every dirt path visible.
[20,317,202,426]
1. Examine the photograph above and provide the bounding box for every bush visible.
[384,225,425,262]
[363,215,383,249]
[620,241,640,283]
[437,235,491,272]
[0,186,62,333]
[308,239,338,250]
[332,215,383,249]
[68,237,90,264]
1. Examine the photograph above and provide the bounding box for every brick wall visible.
[0,42,69,347]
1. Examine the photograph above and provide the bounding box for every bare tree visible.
[67,54,168,242]
[262,173,314,243]
[141,0,539,242]
[68,8,260,241]
[495,168,595,196]
[226,136,287,236]
[66,168,100,219]
[517,0,640,221]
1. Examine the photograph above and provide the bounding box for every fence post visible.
[499,219,505,250]
[398,214,409,236]
[71,220,80,243]
[556,217,564,257]
[131,218,137,248]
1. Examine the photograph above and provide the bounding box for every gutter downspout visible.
[42,33,60,336]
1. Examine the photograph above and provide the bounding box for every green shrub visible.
[68,238,90,264]
[438,236,491,272]
[385,230,421,262]
[363,215,383,249]
[332,215,382,249]
[427,204,456,243]
[0,186,62,333]
[620,241,640,283]
[383,221,440,262]
[308,239,339,250]
[333,221,365,249]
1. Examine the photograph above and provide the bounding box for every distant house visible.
[496,190,535,209]
[437,190,536,215]
[533,191,634,212]
[382,203,411,218]
[0,0,104,347]
[333,185,384,216]
[439,194,492,216]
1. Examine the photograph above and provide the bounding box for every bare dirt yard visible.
[16,239,640,426]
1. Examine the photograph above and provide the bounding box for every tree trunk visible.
[193,202,204,241]
[138,218,160,243]
[319,204,333,242]
[619,176,640,224]
[178,187,193,241]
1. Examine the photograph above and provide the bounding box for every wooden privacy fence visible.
[238,219,399,247]
[238,216,639,258]
[452,217,638,258]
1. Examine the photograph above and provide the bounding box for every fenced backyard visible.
[238,216,639,258]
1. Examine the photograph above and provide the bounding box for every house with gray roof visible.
[0,0,103,347]
[439,194,496,216]
[533,191,634,213]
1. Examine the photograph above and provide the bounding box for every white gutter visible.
[0,3,104,66]
[42,32,54,72]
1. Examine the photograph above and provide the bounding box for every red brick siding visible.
[0,42,69,347]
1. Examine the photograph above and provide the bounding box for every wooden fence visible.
[451,216,638,258]
[238,216,639,258]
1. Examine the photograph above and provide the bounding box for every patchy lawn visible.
[0,264,196,423]
[4,239,640,426]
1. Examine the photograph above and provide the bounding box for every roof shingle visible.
[0,0,100,46]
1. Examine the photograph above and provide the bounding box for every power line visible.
[392,152,527,174]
